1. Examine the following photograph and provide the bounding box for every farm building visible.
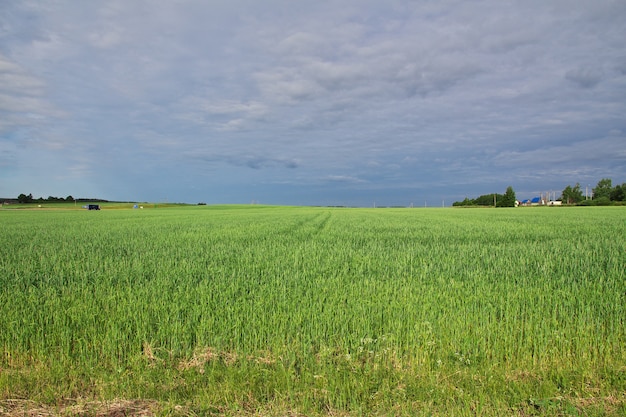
[517,197,544,206]
[520,194,561,206]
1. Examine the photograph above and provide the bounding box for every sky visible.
[1,0,625,206]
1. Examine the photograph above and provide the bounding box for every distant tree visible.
[66,195,74,202]
[499,186,516,207]
[475,193,503,206]
[593,178,612,200]
[578,199,595,206]
[594,196,611,206]
[453,197,475,206]
[453,193,505,207]
[561,183,584,204]
[609,183,625,202]
[17,193,33,204]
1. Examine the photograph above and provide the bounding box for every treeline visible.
[453,186,517,207]
[562,178,625,205]
[15,194,109,204]
[454,178,625,207]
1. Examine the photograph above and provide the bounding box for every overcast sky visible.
[1,1,625,206]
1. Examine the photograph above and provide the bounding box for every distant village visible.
[454,178,625,207]
[518,193,562,207]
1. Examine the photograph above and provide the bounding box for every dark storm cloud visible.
[565,67,604,89]
[191,152,299,171]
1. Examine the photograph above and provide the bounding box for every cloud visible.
[243,156,299,170]
[323,175,367,184]
[0,54,66,149]
[0,56,45,94]
[0,148,15,168]
[492,132,626,169]
[565,67,603,88]
[173,97,269,131]
[190,152,299,170]
[255,26,487,105]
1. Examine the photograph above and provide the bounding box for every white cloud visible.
[323,175,367,184]
[172,97,269,131]
[0,54,65,135]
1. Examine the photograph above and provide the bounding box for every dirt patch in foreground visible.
[0,399,158,417]
[1,396,625,416]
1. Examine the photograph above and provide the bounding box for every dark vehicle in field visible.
[87,204,100,210]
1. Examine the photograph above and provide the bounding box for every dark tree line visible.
[562,178,625,205]
[15,194,111,204]
[17,194,75,203]
[453,186,517,207]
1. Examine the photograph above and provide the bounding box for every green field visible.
[1,206,625,416]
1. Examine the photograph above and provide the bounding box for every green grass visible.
[1,206,624,415]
